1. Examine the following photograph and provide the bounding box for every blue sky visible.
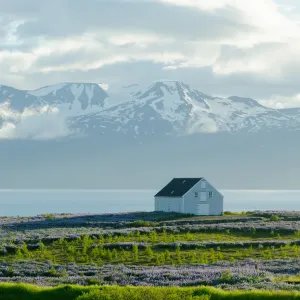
[1,0,300,107]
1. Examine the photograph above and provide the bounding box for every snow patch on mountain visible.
[28,83,108,114]
[280,107,300,121]
[1,80,300,139]
[69,84,84,101]
[74,80,300,136]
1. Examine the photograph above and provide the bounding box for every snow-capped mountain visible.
[0,85,40,111]
[72,81,300,137]
[28,83,108,114]
[0,83,108,115]
[1,81,300,139]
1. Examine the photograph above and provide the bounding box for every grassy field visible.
[2,231,300,265]
[1,283,300,300]
[0,211,300,290]
[1,219,300,266]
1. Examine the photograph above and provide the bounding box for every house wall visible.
[154,196,183,213]
[183,179,223,215]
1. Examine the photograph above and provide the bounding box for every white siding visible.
[154,196,183,213]
[196,203,210,215]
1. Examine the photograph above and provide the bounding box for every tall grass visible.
[0,284,300,300]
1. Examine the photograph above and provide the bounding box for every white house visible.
[154,178,223,216]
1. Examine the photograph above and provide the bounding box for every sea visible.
[0,189,299,216]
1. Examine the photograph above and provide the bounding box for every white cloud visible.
[2,0,298,77]
[262,94,300,109]
[164,42,220,70]
[159,0,299,37]
[213,42,300,77]
[186,117,218,134]
[0,32,186,74]
[157,0,228,11]
[157,0,300,75]
[98,83,109,91]
[2,0,300,105]
[108,33,159,47]
[0,103,70,140]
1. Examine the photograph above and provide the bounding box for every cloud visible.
[187,118,219,134]
[12,1,249,41]
[261,94,300,109]
[213,43,289,76]
[1,0,300,106]
[0,103,71,140]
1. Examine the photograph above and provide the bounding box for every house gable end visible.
[183,178,223,215]
[199,178,224,198]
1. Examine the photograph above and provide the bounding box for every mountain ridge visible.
[1,81,300,139]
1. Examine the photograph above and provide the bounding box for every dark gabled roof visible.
[155,178,202,197]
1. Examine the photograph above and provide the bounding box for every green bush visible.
[130,220,157,227]
[6,266,14,277]
[48,266,57,277]
[41,213,56,220]
[270,215,280,222]
[220,270,232,283]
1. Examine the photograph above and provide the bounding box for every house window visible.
[208,191,213,198]
[156,200,160,210]
[201,181,206,189]
[200,192,207,201]
[194,192,198,198]
[168,204,170,212]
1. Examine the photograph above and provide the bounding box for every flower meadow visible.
[0,210,300,292]
[0,259,300,291]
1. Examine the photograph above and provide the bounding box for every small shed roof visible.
[155,178,202,197]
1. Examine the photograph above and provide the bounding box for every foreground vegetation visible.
[1,283,300,300]
[1,211,300,266]
[3,232,300,266]
[0,211,300,290]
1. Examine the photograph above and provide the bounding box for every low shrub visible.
[130,220,157,227]
[270,215,280,222]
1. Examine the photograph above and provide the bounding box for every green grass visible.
[0,214,299,267]
[0,284,300,300]
[39,213,56,220]
[223,211,251,216]
[274,274,300,284]
[1,233,300,265]
[92,231,296,243]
